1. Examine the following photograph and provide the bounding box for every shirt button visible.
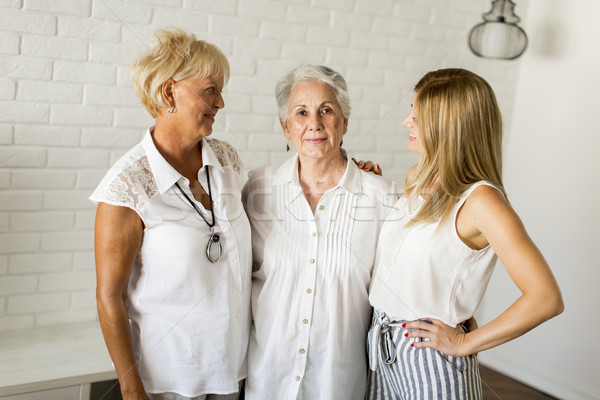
[309,258,315,264]
[299,348,306,354]
[306,288,312,294]
[295,376,301,381]
[312,232,316,237]
[303,319,309,324]
[319,205,325,211]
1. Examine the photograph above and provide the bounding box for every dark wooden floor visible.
[480,365,557,400]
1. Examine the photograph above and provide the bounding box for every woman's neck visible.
[298,152,347,213]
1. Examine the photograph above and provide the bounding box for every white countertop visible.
[0,322,116,396]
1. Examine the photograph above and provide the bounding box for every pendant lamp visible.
[468,0,528,60]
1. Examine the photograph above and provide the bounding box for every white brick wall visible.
[0,0,527,331]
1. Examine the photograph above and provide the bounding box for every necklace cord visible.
[174,165,216,229]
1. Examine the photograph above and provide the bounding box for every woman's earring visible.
[286,141,290,152]
[168,106,175,114]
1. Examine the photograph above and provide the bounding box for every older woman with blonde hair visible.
[91,29,251,400]
[367,68,564,399]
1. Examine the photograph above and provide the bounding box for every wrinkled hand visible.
[403,318,471,357]
[352,158,382,176]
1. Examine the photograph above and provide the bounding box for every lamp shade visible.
[468,0,528,60]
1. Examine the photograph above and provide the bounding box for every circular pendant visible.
[206,232,222,263]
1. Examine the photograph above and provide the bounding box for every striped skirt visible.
[366,309,482,400]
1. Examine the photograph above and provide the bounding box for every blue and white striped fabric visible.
[367,309,482,400]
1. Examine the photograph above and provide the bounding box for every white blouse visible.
[242,154,398,400]
[369,181,499,327]
[90,128,252,397]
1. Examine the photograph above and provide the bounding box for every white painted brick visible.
[0,297,4,316]
[227,115,274,133]
[0,0,22,8]
[222,93,251,113]
[0,101,49,124]
[110,149,129,165]
[73,251,94,271]
[76,169,108,190]
[363,86,402,103]
[404,55,433,72]
[310,0,353,11]
[394,3,431,23]
[372,17,412,36]
[0,78,16,100]
[359,118,403,139]
[0,171,10,189]
[0,56,52,80]
[228,56,256,76]
[71,290,96,310]
[0,275,37,295]
[17,80,82,104]
[356,0,394,16]
[116,65,133,86]
[327,47,368,67]
[81,127,143,149]
[210,15,259,36]
[25,0,91,16]
[347,99,381,119]
[255,59,298,79]
[43,190,94,210]
[38,270,95,292]
[0,125,12,145]
[75,210,95,230]
[269,150,291,165]
[286,5,330,25]
[0,315,34,331]
[249,133,288,151]
[0,232,40,253]
[89,41,146,65]
[11,170,76,190]
[183,0,237,15]
[83,84,138,107]
[50,105,113,126]
[239,1,285,20]
[225,76,276,96]
[0,31,20,55]
[195,33,233,55]
[409,24,447,41]
[375,134,409,152]
[346,67,385,86]
[251,95,277,115]
[47,148,110,169]
[390,36,428,56]
[233,37,281,59]
[10,211,74,232]
[9,252,72,274]
[331,10,372,32]
[393,152,419,171]
[114,107,154,129]
[92,0,152,24]
[0,9,56,34]
[119,23,156,46]
[152,7,209,31]
[367,51,406,70]
[7,293,70,315]
[343,132,375,152]
[432,8,469,28]
[350,31,389,51]
[281,42,326,64]
[0,256,7,274]
[35,309,97,327]
[259,20,306,42]
[307,27,348,47]
[0,213,8,232]
[21,35,88,61]
[384,70,420,87]
[41,231,93,251]
[0,147,46,168]
[0,190,43,211]
[14,125,80,147]
[57,15,121,41]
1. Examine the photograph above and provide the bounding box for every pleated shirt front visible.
[242,154,398,400]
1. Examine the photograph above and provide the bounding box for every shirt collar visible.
[272,150,363,194]
[142,127,224,194]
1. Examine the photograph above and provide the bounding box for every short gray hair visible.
[275,64,351,123]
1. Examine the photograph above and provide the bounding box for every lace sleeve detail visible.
[206,138,243,174]
[104,156,158,212]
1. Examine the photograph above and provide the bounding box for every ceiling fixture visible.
[468,0,528,60]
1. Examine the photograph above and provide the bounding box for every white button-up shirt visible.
[242,154,398,400]
[90,128,252,397]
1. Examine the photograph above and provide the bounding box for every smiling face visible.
[402,94,426,155]
[171,74,225,139]
[282,80,348,163]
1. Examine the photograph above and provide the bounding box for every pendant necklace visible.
[175,165,222,263]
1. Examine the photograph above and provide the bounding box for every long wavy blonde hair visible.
[403,68,507,228]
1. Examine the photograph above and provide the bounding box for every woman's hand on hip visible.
[403,318,472,357]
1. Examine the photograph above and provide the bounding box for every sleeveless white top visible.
[369,181,500,327]
[90,128,252,397]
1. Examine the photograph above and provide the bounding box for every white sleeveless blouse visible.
[369,181,500,327]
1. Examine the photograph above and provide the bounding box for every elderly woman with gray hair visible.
[242,65,397,399]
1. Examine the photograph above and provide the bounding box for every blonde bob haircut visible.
[130,29,230,118]
[403,68,507,228]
